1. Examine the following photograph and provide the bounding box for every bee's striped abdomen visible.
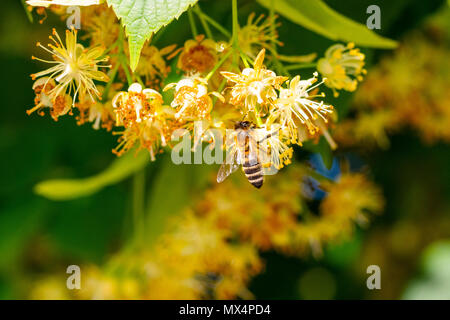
[239,129,263,188]
[243,161,263,188]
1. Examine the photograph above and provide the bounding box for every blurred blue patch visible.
[302,153,340,200]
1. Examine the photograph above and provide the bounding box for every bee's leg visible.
[257,128,281,144]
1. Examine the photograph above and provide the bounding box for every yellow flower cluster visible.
[335,30,450,147]
[28,166,383,299]
[317,43,366,97]
[64,213,262,300]
[81,5,120,49]
[24,0,382,302]
[238,13,281,59]
[112,83,177,159]
[219,49,336,167]
[76,85,116,130]
[198,168,384,257]
[26,3,367,176]
[177,35,219,74]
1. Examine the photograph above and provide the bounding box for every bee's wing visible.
[256,140,271,165]
[255,128,281,167]
[217,145,240,183]
[245,137,259,166]
[216,162,240,183]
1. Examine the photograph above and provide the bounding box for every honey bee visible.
[217,121,277,188]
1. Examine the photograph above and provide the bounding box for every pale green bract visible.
[34,151,149,200]
[107,0,198,71]
[257,0,397,49]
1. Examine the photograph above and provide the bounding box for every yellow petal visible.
[254,49,266,70]
[220,71,241,83]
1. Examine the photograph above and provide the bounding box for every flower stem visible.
[117,26,134,86]
[213,78,227,104]
[231,0,241,70]
[253,105,264,127]
[231,0,239,49]
[269,0,277,51]
[268,0,288,77]
[134,72,144,86]
[194,5,213,40]
[151,26,167,44]
[195,10,231,38]
[240,52,250,68]
[132,168,146,244]
[103,42,118,57]
[285,63,317,71]
[205,50,232,81]
[119,55,133,86]
[188,10,198,38]
[102,62,119,101]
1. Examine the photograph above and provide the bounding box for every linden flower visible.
[113,107,175,159]
[113,83,180,159]
[317,43,366,97]
[26,0,104,6]
[272,72,334,137]
[251,124,293,170]
[238,13,281,59]
[31,28,109,106]
[262,125,293,170]
[177,35,218,74]
[141,113,175,160]
[113,86,176,159]
[27,5,48,25]
[27,77,72,120]
[81,99,115,131]
[334,109,394,149]
[76,86,116,131]
[221,49,287,113]
[112,83,162,128]
[198,167,303,252]
[320,173,384,226]
[156,212,262,299]
[82,5,120,50]
[164,77,224,120]
[136,44,177,87]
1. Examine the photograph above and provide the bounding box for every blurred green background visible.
[1,0,449,299]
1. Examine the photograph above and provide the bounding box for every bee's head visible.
[235,121,252,130]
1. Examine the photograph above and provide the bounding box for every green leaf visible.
[34,151,149,201]
[257,0,397,48]
[107,0,198,71]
